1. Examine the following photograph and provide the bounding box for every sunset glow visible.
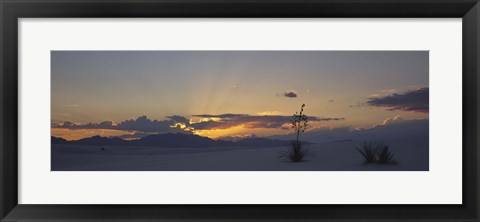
[51,51,428,141]
[51,128,133,141]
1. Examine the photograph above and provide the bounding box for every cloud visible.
[328,99,335,102]
[52,116,179,133]
[382,115,405,125]
[115,116,177,132]
[356,115,406,130]
[258,111,282,116]
[381,89,397,93]
[52,120,116,130]
[191,114,344,130]
[193,114,246,118]
[52,113,345,135]
[366,87,429,113]
[269,116,428,143]
[283,91,297,98]
[354,117,428,141]
[166,115,190,123]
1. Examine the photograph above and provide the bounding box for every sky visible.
[51,51,429,140]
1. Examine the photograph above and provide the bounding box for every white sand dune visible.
[52,139,428,171]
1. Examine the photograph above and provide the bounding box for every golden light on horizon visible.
[198,117,222,122]
[192,125,246,139]
[51,128,133,141]
[193,125,292,140]
[51,114,340,141]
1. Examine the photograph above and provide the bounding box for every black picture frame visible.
[1,0,479,221]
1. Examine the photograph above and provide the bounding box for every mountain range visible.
[51,133,292,148]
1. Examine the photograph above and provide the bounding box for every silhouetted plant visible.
[281,104,311,162]
[356,141,379,164]
[280,141,312,162]
[292,104,308,145]
[356,140,397,164]
[376,146,397,164]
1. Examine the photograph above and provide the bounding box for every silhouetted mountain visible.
[74,135,127,146]
[134,133,234,148]
[51,136,69,144]
[51,133,289,148]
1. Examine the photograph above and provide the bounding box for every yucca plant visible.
[356,141,380,164]
[281,104,311,162]
[376,146,397,164]
[287,141,310,162]
[356,140,396,164]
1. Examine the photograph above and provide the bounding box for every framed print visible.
[1,0,479,221]
[49,50,429,171]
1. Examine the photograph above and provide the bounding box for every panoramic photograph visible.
[51,51,429,171]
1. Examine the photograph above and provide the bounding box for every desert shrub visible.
[280,141,312,162]
[376,146,397,164]
[279,104,312,162]
[356,141,380,163]
[356,140,396,164]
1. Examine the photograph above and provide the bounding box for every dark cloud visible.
[193,114,247,118]
[328,99,335,102]
[52,120,116,130]
[283,91,297,98]
[52,113,345,133]
[52,115,178,133]
[190,120,238,130]
[115,116,174,132]
[190,114,344,130]
[166,115,190,123]
[366,87,428,113]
